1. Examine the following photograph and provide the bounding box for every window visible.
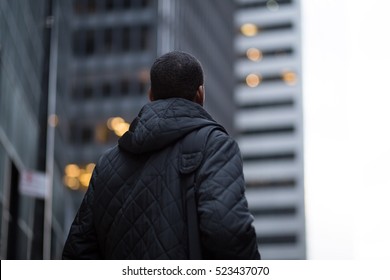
[95,124,109,144]
[69,123,95,145]
[85,30,95,56]
[81,126,94,143]
[71,83,95,101]
[73,0,153,14]
[246,178,296,189]
[73,25,151,57]
[140,25,149,50]
[239,22,293,36]
[69,123,80,143]
[238,99,294,110]
[120,78,130,95]
[87,0,97,13]
[140,0,151,8]
[239,47,293,61]
[258,234,297,245]
[105,0,115,11]
[242,152,295,162]
[71,85,81,100]
[240,125,295,136]
[83,84,93,99]
[123,0,132,9]
[70,74,148,101]
[73,0,86,14]
[73,0,97,14]
[122,27,130,51]
[72,30,85,56]
[240,72,297,86]
[238,0,293,10]
[251,207,296,216]
[103,28,113,53]
[132,79,147,95]
[101,82,112,97]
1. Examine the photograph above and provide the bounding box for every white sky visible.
[302,0,390,259]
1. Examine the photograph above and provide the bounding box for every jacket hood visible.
[118,98,223,154]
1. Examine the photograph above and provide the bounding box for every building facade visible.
[234,0,306,259]
[0,0,68,259]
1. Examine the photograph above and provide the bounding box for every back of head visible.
[150,51,204,101]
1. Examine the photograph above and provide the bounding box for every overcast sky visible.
[302,0,390,259]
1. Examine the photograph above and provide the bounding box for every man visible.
[63,51,260,259]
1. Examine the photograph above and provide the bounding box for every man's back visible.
[63,98,260,259]
[92,134,188,259]
[63,51,260,259]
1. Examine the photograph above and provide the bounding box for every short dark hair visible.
[150,51,204,101]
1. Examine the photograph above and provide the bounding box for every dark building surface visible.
[0,0,67,259]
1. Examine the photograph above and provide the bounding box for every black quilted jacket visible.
[62,98,260,259]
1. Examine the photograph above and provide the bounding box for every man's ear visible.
[194,85,205,106]
[148,88,154,101]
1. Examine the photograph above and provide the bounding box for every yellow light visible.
[241,23,258,37]
[114,122,130,137]
[86,163,96,173]
[63,176,80,190]
[79,172,92,188]
[65,164,80,178]
[95,124,108,143]
[246,48,263,61]
[282,71,297,85]
[246,74,262,88]
[107,117,125,131]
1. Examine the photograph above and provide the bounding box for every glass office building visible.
[234,0,306,259]
[0,0,67,259]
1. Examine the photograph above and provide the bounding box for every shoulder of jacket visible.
[207,127,235,145]
[95,145,120,169]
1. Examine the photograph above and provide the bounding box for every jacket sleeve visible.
[197,131,260,259]
[62,169,101,259]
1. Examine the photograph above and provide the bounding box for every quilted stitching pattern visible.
[195,132,259,259]
[92,145,187,259]
[62,98,259,260]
